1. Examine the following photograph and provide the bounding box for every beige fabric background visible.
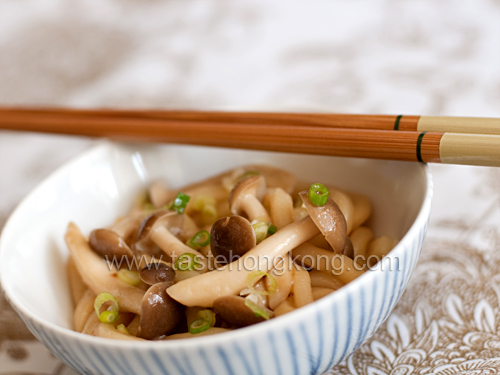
[0,1,499,374]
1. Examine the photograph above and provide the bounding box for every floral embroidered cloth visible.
[0,1,499,374]
[331,165,500,375]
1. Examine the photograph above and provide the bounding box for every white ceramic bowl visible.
[0,142,432,375]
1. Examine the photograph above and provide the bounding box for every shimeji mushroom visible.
[223,165,296,194]
[167,189,350,307]
[138,263,184,339]
[65,223,145,315]
[135,210,208,271]
[139,262,176,285]
[210,215,256,264]
[229,175,271,222]
[249,165,296,194]
[213,296,266,327]
[134,210,182,255]
[299,190,348,254]
[166,215,319,307]
[110,214,143,243]
[88,229,134,268]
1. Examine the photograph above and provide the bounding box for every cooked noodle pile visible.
[66,165,396,340]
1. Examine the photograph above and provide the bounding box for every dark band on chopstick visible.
[1,107,498,166]
[393,115,402,130]
[416,132,426,162]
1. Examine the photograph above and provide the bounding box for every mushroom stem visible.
[241,195,271,222]
[150,226,208,271]
[65,223,145,315]
[166,215,320,307]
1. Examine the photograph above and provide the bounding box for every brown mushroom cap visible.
[299,190,347,253]
[139,262,176,285]
[210,216,256,264]
[213,295,266,328]
[138,280,185,339]
[133,210,183,254]
[229,175,267,216]
[89,229,134,262]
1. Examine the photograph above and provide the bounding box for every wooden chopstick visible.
[2,107,499,134]
[1,107,499,167]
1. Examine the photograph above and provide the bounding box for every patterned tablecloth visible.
[1,1,499,374]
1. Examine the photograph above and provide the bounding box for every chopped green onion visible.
[197,309,216,327]
[175,253,200,271]
[189,318,211,334]
[188,230,210,249]
[252,221,269,244]
[267,225,277,235]
[170,192,190,214]
[308,183,329,206]
[247,270,277,295]
[100,311,119,323]
[117,269,141,286]
[117,324,130,335]
[94,292,120,324]
[244,298,271,320]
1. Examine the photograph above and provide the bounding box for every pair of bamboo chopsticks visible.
[1,107,499,167]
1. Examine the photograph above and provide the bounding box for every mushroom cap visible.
[213,295,266,328]
[210,216,256,264]
[299,190,347,253]
[88,229,134,262]
[229,175,267,215]
[139,262,176,286]
[133,210,183,254]
[138,280,185,339]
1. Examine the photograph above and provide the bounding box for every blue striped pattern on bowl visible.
[7,214,428,375]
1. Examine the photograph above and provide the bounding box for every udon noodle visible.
[66,165,396,340]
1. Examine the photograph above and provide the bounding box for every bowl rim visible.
[0,141,433,349]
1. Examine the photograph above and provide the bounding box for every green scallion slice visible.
[117,269,141,286]
[116,324,130,335]
[189,318,211,334]
[252,221,269,244]
[267,225,277,235]
[188,230,210,249]
[94,292,120,324]
[308,183,329,206]
[175,253,200,271]
[197,309,216,327]
[244,298,271,320]
[247,270,277,295]
[170,192,190,214]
